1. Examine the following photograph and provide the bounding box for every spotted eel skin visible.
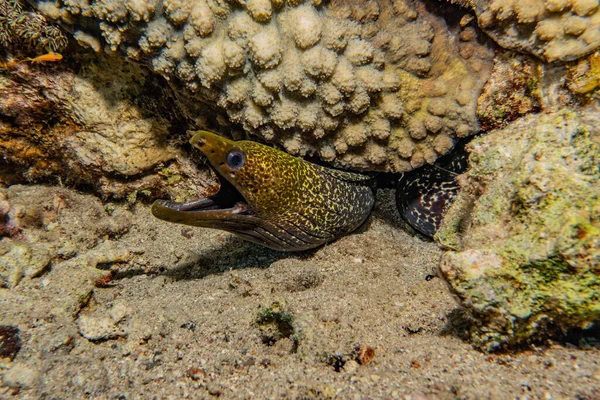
[395,142,468,237]
[152,130,376,251]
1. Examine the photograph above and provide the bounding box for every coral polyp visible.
[0,0,68,53]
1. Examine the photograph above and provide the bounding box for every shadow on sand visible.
[162,236,318,281]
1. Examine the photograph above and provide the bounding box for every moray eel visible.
[152,131,375,251]
[396,142,468,237]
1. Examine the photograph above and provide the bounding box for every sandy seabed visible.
[0,185,598,399]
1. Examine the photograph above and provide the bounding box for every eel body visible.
[152,131,375,251]
[395,143,468,237]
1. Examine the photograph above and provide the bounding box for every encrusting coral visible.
[29,0,494,172]
[436,108,600,351]
[567,50,600,99]
[464,0,600,62]
[476,52,543,130]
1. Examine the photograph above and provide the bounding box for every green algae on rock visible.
[437,108,600,351]
[567,50,600,100]
[476,52,543,130]
[254,300,299,347]
[152,131,376,251]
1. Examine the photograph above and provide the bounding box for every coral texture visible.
[468,0,600,62]
[0,53,211,199]
[0,0,68,52]
[476,52,543,130]
[567,50,600,99]
[437,108,600,351]
[30,0,494,172]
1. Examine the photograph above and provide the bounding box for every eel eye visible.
[226,150,246,170]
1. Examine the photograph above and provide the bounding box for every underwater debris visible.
[0,325,22,360]
[353,344,376,365]
[0,192,21,238]
[254,301,297,347]
[325,343,377,372]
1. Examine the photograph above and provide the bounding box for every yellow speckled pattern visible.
[154,131,375,251]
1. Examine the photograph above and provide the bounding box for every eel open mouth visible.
[151,171,316,251]
[151,176,252,226]
[151,129,376,251]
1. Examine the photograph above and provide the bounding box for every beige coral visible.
[29,0,494,172]
[470,0,600,62]
[248,26,284,69]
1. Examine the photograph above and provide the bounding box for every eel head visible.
[152,130,375,251]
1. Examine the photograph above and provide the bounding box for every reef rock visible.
[437,107,600,351]
[0,52,211,199]
[0,185,132,293]
[476,52,543,130]
[28,0,495,172]
[466,0,600,62]
[567,50,600,99]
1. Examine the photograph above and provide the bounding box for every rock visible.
[0,185,134,321]
[476,52,543,130]
[1,363,40,389]
[0,325,21,360]
[109,302,132,324]
[437,107,600,351]
[77,314,126,342]
[343,359,359,374]
[255,300,297,346]
[0,240,51,288]
[0,51,211,200]
[468,0,600,62]
[567,51,600,97]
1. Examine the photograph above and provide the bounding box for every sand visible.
[0,185,598,399]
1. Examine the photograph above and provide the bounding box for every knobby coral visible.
[465,0,600,62]
[30,0,494,172]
